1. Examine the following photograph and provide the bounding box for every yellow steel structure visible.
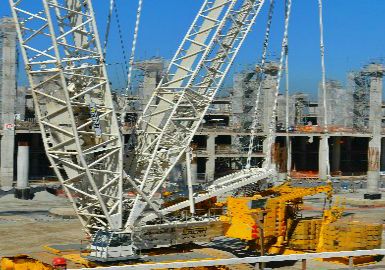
[321,221,382,252]
[220,182,333,254]
[220,182,382,256]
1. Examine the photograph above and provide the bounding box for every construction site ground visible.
[2,188,385,269]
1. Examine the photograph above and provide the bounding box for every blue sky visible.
[2,0,385,99]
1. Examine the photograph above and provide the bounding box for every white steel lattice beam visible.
[125,0,266,228]
[9,0,123,232]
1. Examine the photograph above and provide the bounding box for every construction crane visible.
[9,0,124,234]
[9,0,277,262]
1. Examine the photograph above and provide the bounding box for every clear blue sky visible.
[2,0,385,99]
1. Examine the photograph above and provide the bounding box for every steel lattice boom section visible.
[126,0,266,228]
[140,168,273,224]
[9,0,123,232]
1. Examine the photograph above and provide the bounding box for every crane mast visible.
[9,0,124,232]
[126,0,266,228]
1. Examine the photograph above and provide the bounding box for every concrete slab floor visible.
[1,189,385,269]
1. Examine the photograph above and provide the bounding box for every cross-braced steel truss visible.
[125,0,266,228]
[9,0,123,232]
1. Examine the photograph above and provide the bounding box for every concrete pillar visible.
[191,158,198,185]
[287,137,292,175]
[185,150,195,214]
[134,59,164,111]
[0,18,17,188]
[15,142,31,199]
[262,138,273,168]
[262,63,279,134]
[318,135,329,180]
[368,137,381,193]
[206,135,216,182]
[17,142,29,189]
[366,64,384,194]
[331,136,341,174]
[0,133,15,188]
[262,137,278,183]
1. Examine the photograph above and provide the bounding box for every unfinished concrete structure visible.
[318,80,353,128]
[231,62,278,133]
[0,18,17,188]
[365,64,384,193]
[1,23,385,196]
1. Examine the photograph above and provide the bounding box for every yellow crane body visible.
[220,182,382,256]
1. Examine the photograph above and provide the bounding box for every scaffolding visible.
[318,79,353,130]
[349,71,371,132]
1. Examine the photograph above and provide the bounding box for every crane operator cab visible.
[87,230,138,261]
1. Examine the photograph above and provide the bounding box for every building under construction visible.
[2,0,385,268]
[0,17,385,191]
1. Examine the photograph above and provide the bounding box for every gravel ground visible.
[0,191,83,257]
[2,189,385,269]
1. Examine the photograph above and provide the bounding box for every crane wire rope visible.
[103,0,115,57]
[284,1,291,179]
[264,0,292,169]
[245,0,276,169]
[124,0,144,97]
[121,0,144,125]
[113,0,130,89]
[318,0,330,179]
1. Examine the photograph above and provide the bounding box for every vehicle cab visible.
[88,231,137,261]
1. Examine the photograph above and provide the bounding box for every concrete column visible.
[206,135,216,182]
[134,60,164,111]
[368,137,381,193]
[0,18,17,188]
[16,142,29,189]
[262,137,278,183]
[262,138,275,169]
[287,137,292,175]
[185,150,195,214]
[366,64,383,194]
[0,133,15,188]
[331,136,341,174]
[191,158,198,185]
[15,142,31,199]
[318,135,329,180]
[262,63,279,134]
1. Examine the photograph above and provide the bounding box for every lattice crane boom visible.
[125,0,266,228]
[10,0,271,238]
[9,0,124,232]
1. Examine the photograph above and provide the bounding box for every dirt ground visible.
[0,191,83,257]
[2,189,385,269]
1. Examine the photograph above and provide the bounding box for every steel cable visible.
[246,0,276,169]
[103,0,115,57]
[264,0,292,169]
[318,0,331,179]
